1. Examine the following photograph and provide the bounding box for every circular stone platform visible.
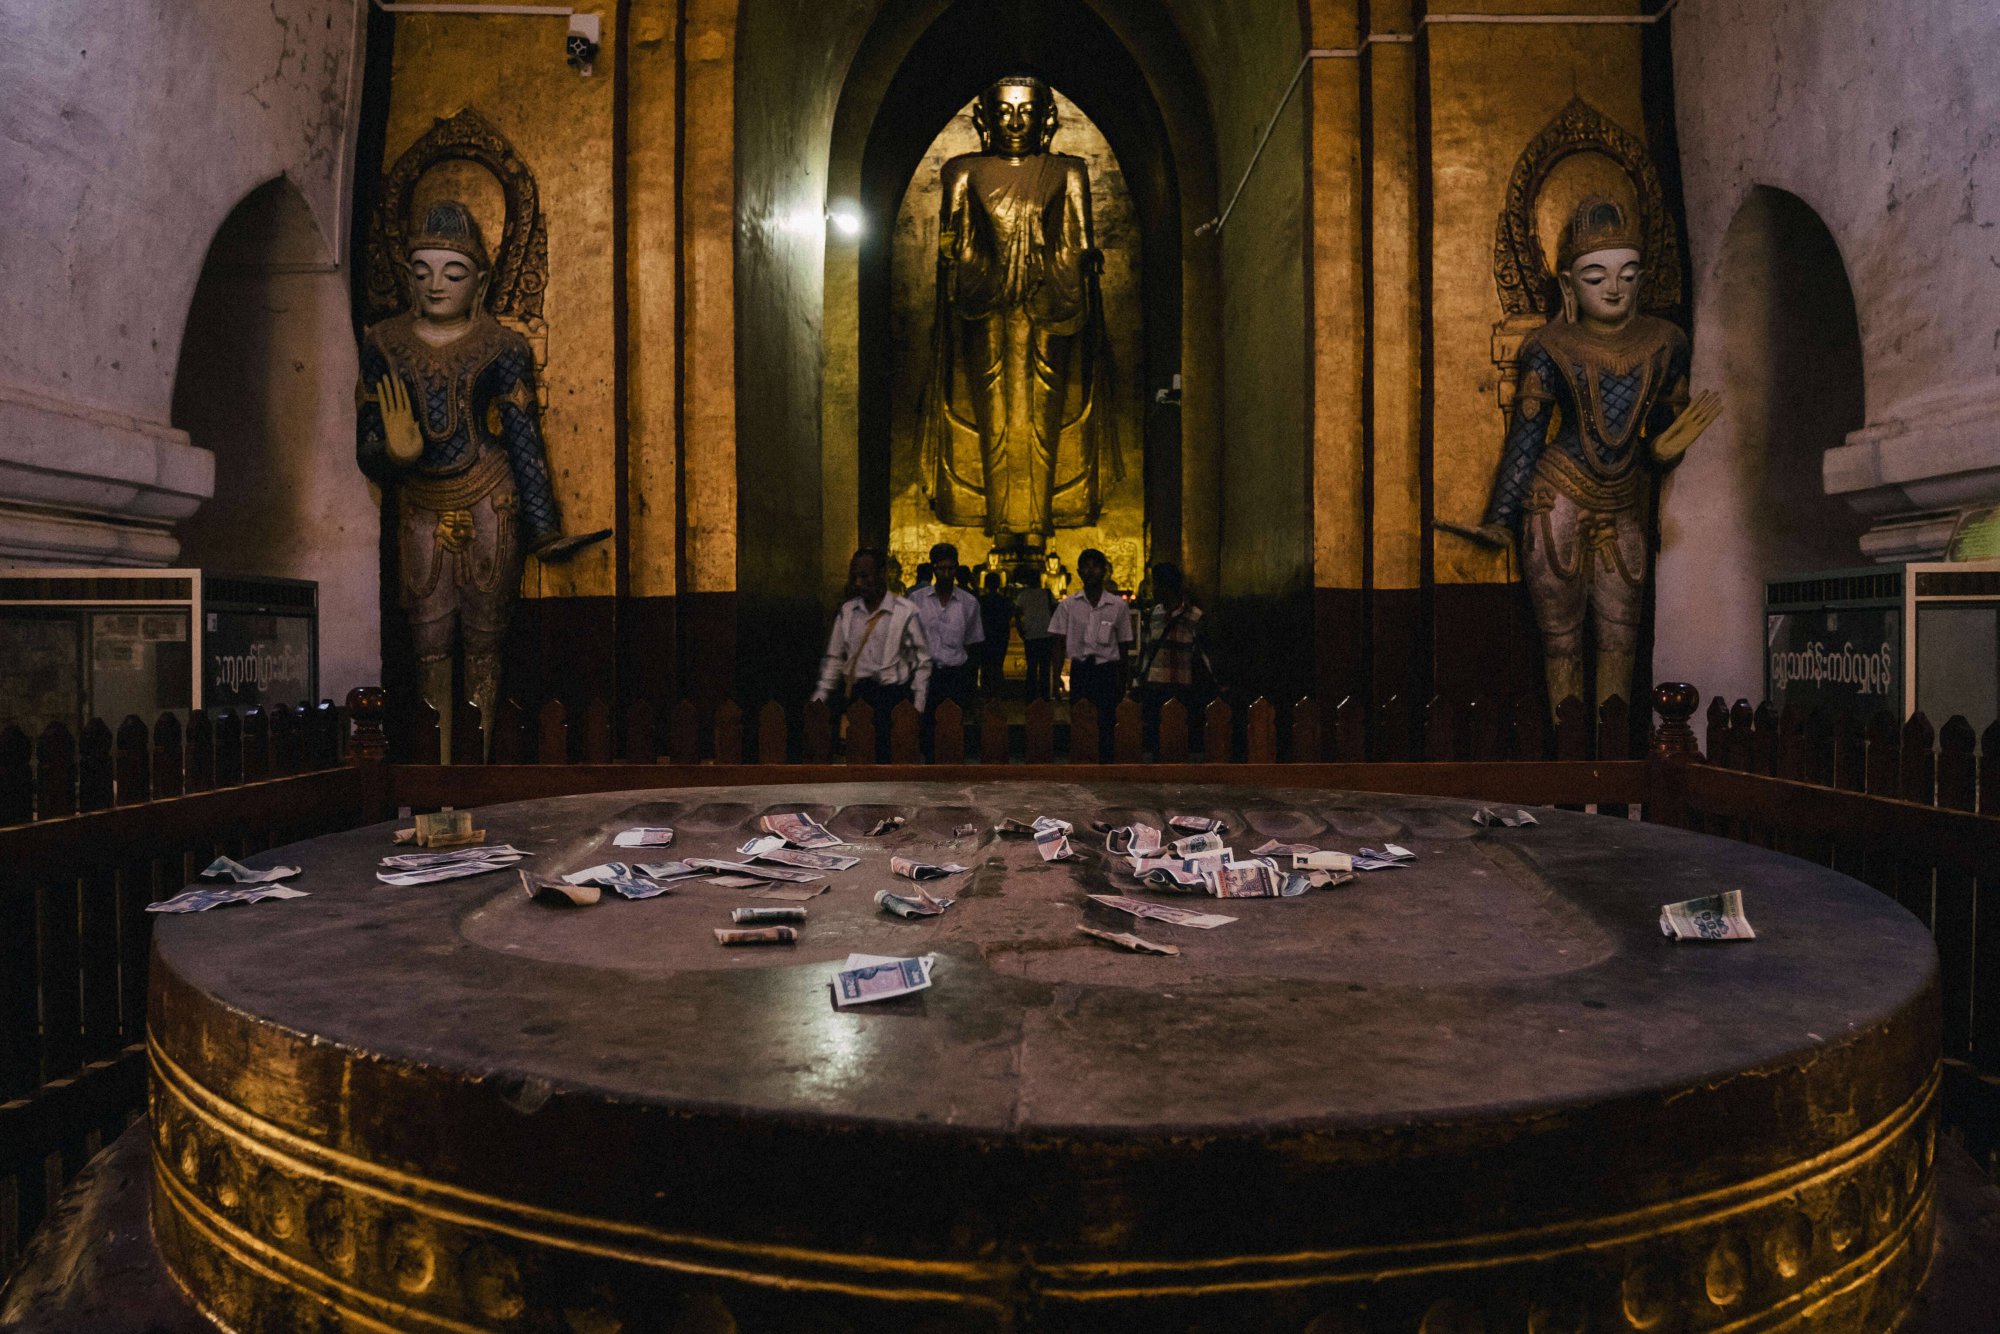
[146,783,1940,1333]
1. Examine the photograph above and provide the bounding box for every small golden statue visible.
[1447,196,1721,719]
[920,76,1113,565]
[357,201,595,757]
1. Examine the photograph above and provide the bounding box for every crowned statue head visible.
[405,200,492,326]
[1555,195,1643,330]
[973,75,1058,158]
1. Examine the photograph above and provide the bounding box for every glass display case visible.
[0,569,318,740]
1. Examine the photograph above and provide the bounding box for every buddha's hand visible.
[1436,518,1512,549]
[1652,389,1722,467]
[375,373,424,467]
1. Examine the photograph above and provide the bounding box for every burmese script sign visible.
[1765,608,1900,722]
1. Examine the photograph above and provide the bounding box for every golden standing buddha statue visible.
[920,76,1110,566]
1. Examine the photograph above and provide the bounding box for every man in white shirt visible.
[1046,547,1133,759]
[905,542,984,724]
[811,548,932,760]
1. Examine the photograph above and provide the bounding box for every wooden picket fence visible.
[387,688,1641,767]
[0,702,356,1271]
[3,682,2000,1280]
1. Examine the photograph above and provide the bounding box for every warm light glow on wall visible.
[827,203,864,237]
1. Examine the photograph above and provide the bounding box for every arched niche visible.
[171,177,379,699]
[882,90,1147,588]
[732,0,1221,704]
[832,0,1208,596]
[1656,185,1869,699]
[1716,186,1870,575]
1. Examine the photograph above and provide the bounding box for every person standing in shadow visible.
[811,548,931,761]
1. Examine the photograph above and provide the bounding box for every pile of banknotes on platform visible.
[379,843,533,886]
[1092,817,1389,900]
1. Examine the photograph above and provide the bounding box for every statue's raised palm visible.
[1651,389,1722,466]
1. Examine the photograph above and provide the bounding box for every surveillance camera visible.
[567,15,601,74]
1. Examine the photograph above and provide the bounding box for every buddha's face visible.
[977,82,1054,157]
[1562,247,1642,327]
[408,247,485,323]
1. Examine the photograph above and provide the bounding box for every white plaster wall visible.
[1657,0,2000,703]
[0,0,365,557]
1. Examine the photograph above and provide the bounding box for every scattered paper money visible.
[1033,816,1075,861]
[737,834,787,857]
[759,812,842,849]
[1352,845,1416,872]
[522,871,598,907]
[833,953,934,1006]
[1277,873,1314,897]
[867,815,908,836]
[876,887,955,918]
[1104,823,1165,857]
[1474,808,1539,828]
[414,809,479,848]
[954,823,978,837]
[1306,870,1356,889]
[614,827,677,847]
[994,817,1039,835]
[381,844,529,869]
[1291,850,1354,872]
[606,877,674,900]
[1251,839,1318,857]
[377,845,530,885]
[563,863,644,887]
[715,925,799,945]
[1171,832,1225,857]
[1076,925,1180,956]
[705,876,767,888]
[1087,895,1236,929]
[201,856,301,884]
[1168,815,1225,834]
[757,847,860,872]
[636,860,699,880]
[1204,857,1285,899]
[1129,856,1217,888]
[733,906,806,924]
[751,884,827,902]
[685,858,825,884]
[1660,890,1756,941]
[890,856,970,881]
[148,884,308,914]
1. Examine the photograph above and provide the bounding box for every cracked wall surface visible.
[1657,0,2000,701]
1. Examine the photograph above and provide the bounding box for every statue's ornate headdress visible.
[1556,195,1642,272]
[987,73,1051,98]
[406,200,491,271]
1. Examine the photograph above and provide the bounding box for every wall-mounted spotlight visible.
[827,204,864,238]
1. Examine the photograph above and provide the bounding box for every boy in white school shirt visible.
[1046,548,1132,759]
[811,548,932,760]
[906,541,983,722]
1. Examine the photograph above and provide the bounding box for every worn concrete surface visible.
[155,782,1932,1156]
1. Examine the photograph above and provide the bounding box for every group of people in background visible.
[811,542,1213,760]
